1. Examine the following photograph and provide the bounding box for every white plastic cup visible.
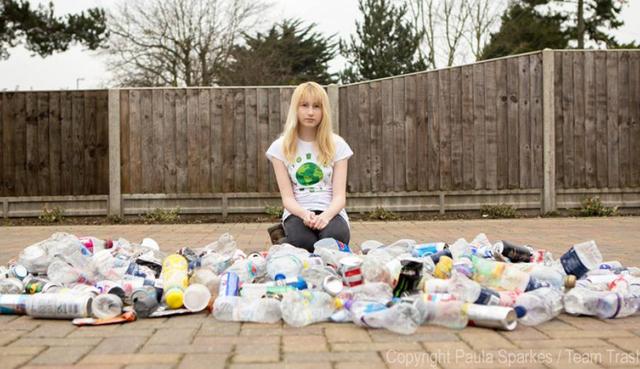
[183,284,212,312]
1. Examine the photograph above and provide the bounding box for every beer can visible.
[219,272,240,296]
[24,279,46,294]
[467,304,517,331]
[339,256,363,287]
[393,258,424,298]
[131,286,160,318]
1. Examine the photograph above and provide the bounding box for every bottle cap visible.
[564,275,577,289]
[514,305,527,318]
[164,288,184,309]
[274,273,286,281]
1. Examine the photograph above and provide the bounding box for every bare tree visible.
[465,0,503,60]
[406,0,437,69]
[105,0,269,87]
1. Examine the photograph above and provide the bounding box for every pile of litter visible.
[1,232,638,333]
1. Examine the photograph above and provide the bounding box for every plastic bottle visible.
[266,244,309,279]
[200,252,234,275]
[360,240,384,255]
[281,290,338,327]
[0,278,24,294]
[224,253,267,283]
[92,294,123,319]
[213,296,282,323]
[514,287,564,325]
[558,240,603,279]
[564,286,640,319]
[92,250,146,281]
[47,259,93,286]
[190,268,220,296]
[511,263,577,290]
[468,255,537,292]
[239,283,297,299]
[161,254,189,309]
[413,299,468,329]
[448,271,501,305]
[314,238,351,253]
[347,300,421,335]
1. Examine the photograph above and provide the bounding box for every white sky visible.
[0,0,638,91]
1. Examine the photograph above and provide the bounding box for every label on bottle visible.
[560,247,590,279]
[475,287,501,305]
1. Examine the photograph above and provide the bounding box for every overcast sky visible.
[1,0,638,91]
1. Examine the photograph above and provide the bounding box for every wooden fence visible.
[0,49,638,217]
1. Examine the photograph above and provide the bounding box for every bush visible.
[264,204,284,219]
[143,208,180,223]
[39,206,65,223]
[480,204,516,218]
[365,207,400,221]
[578,196,617,217]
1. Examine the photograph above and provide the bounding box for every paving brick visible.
[147,328,197,345]
[546,330,636,339]
[25,323,76,338]
[161,313,209,328]
[514,338,612,349]
[79,353,182,365]
[369,330,459,343]
[330,342,423,352]
[141,343,234,354]
[606,337,640,352]
[281,326,324,336]
[9,337,102,347]
[500,326,550,341]
[1,355,32,369]
[66,326,121,338]
[22,365,121,369]
[178,353,229,369]
[545,348,604,369]
[0,330,26,346]
[574,347,640,367]
[5,316,41,331]
[124,365,175,369]
[284,352,383,363]
[90,336,148,354]
[458,330,517,350]
[325,327,372,343]
[193,336,279,346]
[231,364,331,369]
[0,346,46,356]
[28,345,93,365]
[335,363,389,369]
[197,322,241,336]
[283,335,328,352]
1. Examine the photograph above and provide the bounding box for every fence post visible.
[108,89,122,217]
[328,84,340,133]
[542,49,557,213]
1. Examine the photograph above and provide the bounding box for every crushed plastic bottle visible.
[347,300,421,334]
[281,290,337,327]
[514,287,564,325]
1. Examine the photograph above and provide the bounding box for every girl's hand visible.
[309,212,332,230]
[303,211,316,228]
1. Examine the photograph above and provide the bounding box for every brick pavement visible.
[1,217,639,369]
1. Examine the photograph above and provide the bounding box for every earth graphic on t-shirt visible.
[296,162,324,185]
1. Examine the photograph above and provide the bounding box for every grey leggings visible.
[283,211,351,253]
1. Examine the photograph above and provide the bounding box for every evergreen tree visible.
[219,19,337,86]
[479,2,568,60]
[0,0,108,59]
[339,0,425,83]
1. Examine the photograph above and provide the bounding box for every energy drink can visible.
[493,241,532,263]
[393,258,424,297]
[338,256,364,287]
[467,304,517,331]
[219,272,240,296]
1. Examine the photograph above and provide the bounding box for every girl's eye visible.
[313,104,320,109]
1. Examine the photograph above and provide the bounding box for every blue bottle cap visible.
[514,306,527,318]
[295,277,308,290]
[274,273,286,281]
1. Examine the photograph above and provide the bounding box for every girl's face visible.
[297,98,323,129]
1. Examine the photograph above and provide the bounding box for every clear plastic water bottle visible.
[514,287,564,325]
[449,271,500,305]
[314,238,351,253]
[213,295,281,323]
[413,299,468,329]
[558,240,603,279]
[338,282,394,304]
[224,253,266,283]
[346,300,420,335]
[564,286,640,319]
[512,263,577,290]
[202,233,238,256]
[47,259,93,285]
[281,290,337,327]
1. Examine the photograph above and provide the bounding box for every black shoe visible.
[267,223,286,245]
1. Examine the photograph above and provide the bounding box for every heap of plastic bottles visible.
[0,232,639,333]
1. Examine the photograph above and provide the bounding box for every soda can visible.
[493,241,532,263]
[24,279,46,294]
[131,287,159,318]
[467,304,517,331]
[339,256,364,287]
[393,258,424,297]
[219,272,240,296]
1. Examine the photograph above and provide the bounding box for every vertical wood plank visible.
[542,49,557,212]
[595,52,608,188]
[507,58,520,189]
[233,89,247,192]
[405,76,417,192]
[370,81,383,192]
[359,83,372,192]
[450,67,463,189]
[14,93,27,195]
[473,63,486,189]
[381,79,395,191]
[96,92,109,195]
[198,89,211,192]
[256,88,269,193]
[415,74,429,191]
[606,52,619,188]
[71,91,85,195]
[518,56,531,189]
[495,59,509,189]
[186,89,200,193]
[629,53,640,186]
[484,61,498,190]
[584,52,597,188]
[119,90,131,194]
[84,91,98,195]
[1,94,14,195]
[0,94,3,196]
[60,92,73,195]
[211,88,224,193]
[48,92,61,195]
[267,88,281,192]
[427,71,440,191]
[553,53,564,189]
[617,52,630,188]
[573,53,586,188]
[175,89,188,193]
[530,53,543,189]
[438,70,452,190]
[221,89,234,192]
[561,52,575,189]
[245,88,258,193]
[151,89,165,193]
[393,77,406,192]
[25,92,38,195]
[163,90,177,193]
[461,66,474,189]
[347,85,359,193]
[139,90,153,193]
[37,93,50,195]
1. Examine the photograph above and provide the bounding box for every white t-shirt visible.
[266,134,353,224]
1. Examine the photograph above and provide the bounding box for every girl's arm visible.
[310,158,348,230]
[271,159,315,221]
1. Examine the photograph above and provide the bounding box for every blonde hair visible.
[282,82,335,166]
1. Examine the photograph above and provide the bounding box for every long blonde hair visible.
[282,82,335,166]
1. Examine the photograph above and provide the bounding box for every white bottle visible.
[280,290,337,327]
[564,286,640,319]
[514,287,564,325]
[347,300,420,335]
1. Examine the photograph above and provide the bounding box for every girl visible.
[266,82,353,252]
